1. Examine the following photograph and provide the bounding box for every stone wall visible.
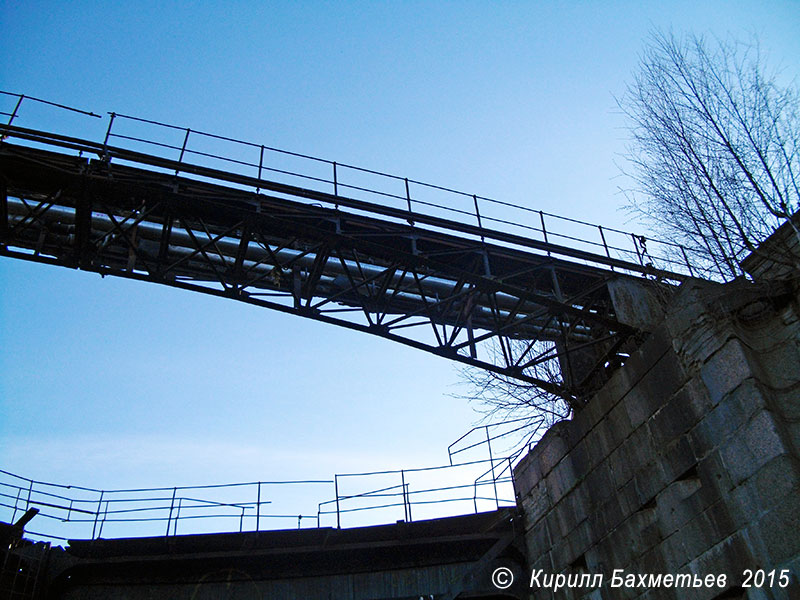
[513,278,800,599]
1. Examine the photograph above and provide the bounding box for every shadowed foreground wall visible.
[513,277,800,599]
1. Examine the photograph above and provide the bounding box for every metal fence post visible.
[405,178,414,225]
[102,112,116,160]
[334,475,341,529]
[539,211,550,256]
[5,94,24,126]
[92,491,104,539]
[257,145,264,193]
[256,481,261,532]
[175,128,191,175]
[166,487,177,536]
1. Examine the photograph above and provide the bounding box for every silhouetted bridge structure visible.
[0,92,699,402]
[3,93,800,599]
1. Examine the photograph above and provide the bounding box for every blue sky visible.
[1,1,799,530]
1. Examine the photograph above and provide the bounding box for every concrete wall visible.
[514,278,800,599]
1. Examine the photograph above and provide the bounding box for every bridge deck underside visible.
[1,142,639,399]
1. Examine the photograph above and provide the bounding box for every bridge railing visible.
[0,454,521,544]
[0,414,544,543]
[1,90,724,280]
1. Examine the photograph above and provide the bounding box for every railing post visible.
[539,211,550,256]
[405,178,414,225]
[239,507,245,533]
[5,94,24,127]
[486,426,500,510]
[257,145,265,193]
[473,195,484,242]
[174,498,182,536]
[598,225,611,259]
[256,481,261,532]
[98,500,109,538]
[632,233,643,265]
[102,112,116,160]
[175,128,191,175]
[400,469,408,522]
[91,490,104,539]
[680,246,695,277]
[334,475,341,529]
[11,487,22,522]
[333,161,339,206]
[166,487,177,536]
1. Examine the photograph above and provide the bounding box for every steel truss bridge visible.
[0,93,693,403]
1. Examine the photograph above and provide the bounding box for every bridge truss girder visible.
[1,141,651,403]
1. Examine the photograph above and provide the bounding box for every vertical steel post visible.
[473,194,484,242]
[681,246,695,277]
[166,487,177,536]
[11,488,21,522]
[405,178,414,225]
[92,491,104,539]
[400,469,408,522]
[175,128,191,175]
[486,426,500,510]
[256,481,261,532]
[98,500,109,538]
[5,94,24,126]
[102,112,116,159]
[598,225,611,259]
[257,145,264,193]
[632,233,643,264]
[333,162,338,201]
[539,211,550,256]
[334,475,341,529]
[174,498,182,536]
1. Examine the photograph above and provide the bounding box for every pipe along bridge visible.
[0,94,687,403]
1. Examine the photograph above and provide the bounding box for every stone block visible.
[564,518,594,564]
[696,449,733,501]
[586,427,613,470]
[513,450,543,496]
[625,424,658,474]
[655,479,703,538]
[752,491,800,564]
[539,421,573,475]
[661,435,699,484]
[726,480,762,529]
[650,391,695,447]
[686,530,755,589]
[526,517,553,558]
[750,454,800,513]
[583,459,615,506]
[608,402,635,449]
[633,459,669,506]
[521,480,551,528]
[700,339,754,406]
[547,455,579,504]
[743,410,791,467]
[609,443,634,490]
[618,324,671,384]
[570,438,594,481]
[721,432,761,487]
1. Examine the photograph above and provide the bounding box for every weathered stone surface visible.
[513,254,800,595]
[700,339,754,405]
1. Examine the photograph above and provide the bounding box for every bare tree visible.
[619,31,800,279]
[457,339,572,445]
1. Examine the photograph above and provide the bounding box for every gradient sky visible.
[1,1,799,527]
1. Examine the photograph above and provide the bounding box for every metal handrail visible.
[0,90,725,280]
